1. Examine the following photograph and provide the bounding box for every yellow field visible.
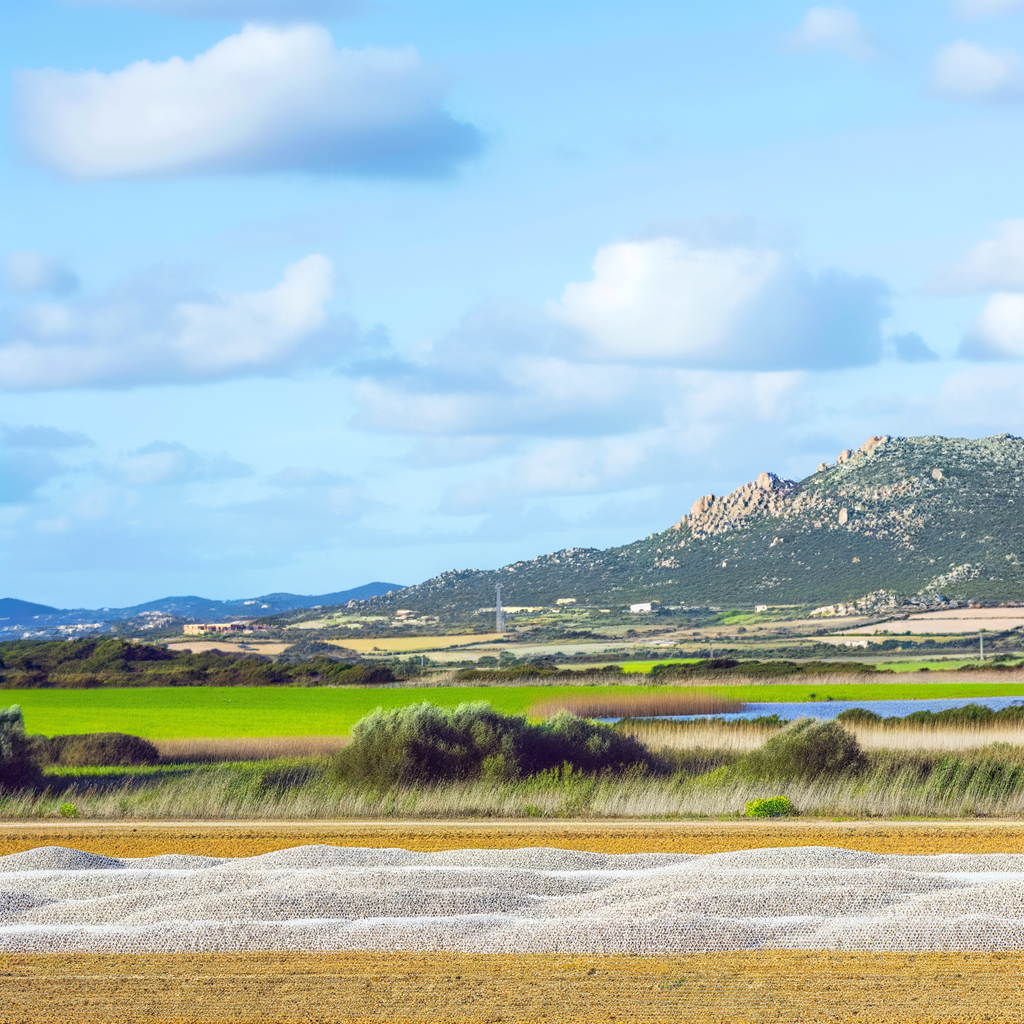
[327,634,505,654]
[3,950,1022,1023]
[4,819,1024,858]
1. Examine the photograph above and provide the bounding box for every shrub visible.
[835,707,882,725]
[331,702,651,786]
[737,718,864,782]
[34,732,160,767]
[0,705,42,790]
[745,796,793,818]
[59,802,79,818]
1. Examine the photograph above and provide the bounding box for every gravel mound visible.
[2,844,1024,953]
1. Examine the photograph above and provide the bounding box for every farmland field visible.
[5,676,1024,738]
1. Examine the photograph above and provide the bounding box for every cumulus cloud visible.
[63,0,361,16]
[120,441,252,486]
[5,252,79,295]
[546,237,889,370]
[785,7,881,61]
[932,41,1024,101]
[0,424,93,504]
[888,332,939,362]
[0,254,345,390]
[16,24,482,179]
[1,424,94,448]
[954,0,1024,18]
[958,292,1024,359]
[932,219,1024,291]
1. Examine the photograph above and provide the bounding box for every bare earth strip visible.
[3,819,1024,858]
[2,951,1023,1022]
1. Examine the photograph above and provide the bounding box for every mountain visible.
[364,434,1024,616]
[0,583,403,639]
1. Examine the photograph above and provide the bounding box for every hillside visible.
[364,434,1024,617]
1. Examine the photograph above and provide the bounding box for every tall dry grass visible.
[10,757,1024,820]
[615,718,777,753]
[531,691,742,719]
[156,736,348,763]
[617,716,1024,754]
[850,723,1024,751]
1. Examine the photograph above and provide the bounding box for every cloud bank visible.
[954,0,1024,18]
[785,7,880,61]
[16,24,482,179]
[353,235,890,442]
[5,252,79,295]
[0,254,343,389]
[933,41,1024,101]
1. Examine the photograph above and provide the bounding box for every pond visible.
[660,696,1024,722]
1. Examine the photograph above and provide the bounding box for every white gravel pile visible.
[2,844,1024,953]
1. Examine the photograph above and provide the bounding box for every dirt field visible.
[2,950,1022,1023]
[3,818,1024,858]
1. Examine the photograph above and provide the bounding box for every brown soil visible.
[1,951,1021,1022]
[3,819,1024,858]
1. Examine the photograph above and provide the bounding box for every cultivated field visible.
[9,673,1024,739]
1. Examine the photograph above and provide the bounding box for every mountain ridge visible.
[362,433,1024,617]
[0,583,403,638]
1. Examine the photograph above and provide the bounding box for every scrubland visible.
[7,703,1024,821]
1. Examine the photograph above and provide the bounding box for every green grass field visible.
[4,676,1024,739]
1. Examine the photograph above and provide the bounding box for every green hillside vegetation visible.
[355,434,1024,615]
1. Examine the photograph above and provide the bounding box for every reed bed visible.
[615,718,778,753]
[156,736,348,763]
[617,716,1024,754]
[530,691,742,719]
[850,724,1024,751]
[9,746,1024,820]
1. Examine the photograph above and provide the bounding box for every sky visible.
[4,1,1024,608]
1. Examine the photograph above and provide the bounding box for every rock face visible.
[366,434,1024,612]
[683,472,797,539]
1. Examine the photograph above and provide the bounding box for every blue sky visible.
[4,0,1024,608]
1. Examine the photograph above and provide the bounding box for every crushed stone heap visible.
[3,844,1024,953]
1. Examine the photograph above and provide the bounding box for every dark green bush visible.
[330,702,651,786]
[33,732,160,767]
[835,707,882,725]
[0,705,42,790]
[737,718,864,782]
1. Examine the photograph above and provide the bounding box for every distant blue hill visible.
[0,583,403,638]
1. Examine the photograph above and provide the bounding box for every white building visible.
[629,603,653,613]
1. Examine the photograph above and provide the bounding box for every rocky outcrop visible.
[681,471,797,539]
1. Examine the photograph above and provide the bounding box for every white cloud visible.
[786,7,881,61]
[120,441,252,486]
[5,252,78,295]
[959,292,1024,359]
[16,24,482,179]
[932,41,1024,101]
[63,0,360,16]
[954,0,1024,19]
[932,219,1024,291]
[888,331,939,362]
[546,237,888,370]
[0,254,344,389]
